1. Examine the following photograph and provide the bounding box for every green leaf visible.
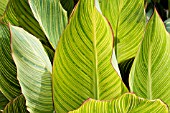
[69,93,169,113]
[99,0,145,63]
[0,23,21,100]
[3,95,28,113]
[52,0,128,112]
[29,0,68,49]
[0,0,8,18]
[10,25,53,113]
[60,0,74,17]
[2,0,54,60]
[0,91,9,110]
[129,10,170,108]
[164,18,170,33]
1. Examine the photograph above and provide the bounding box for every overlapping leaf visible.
[11,25,53,113]
[99,0,145,63]
[52,0,128,112]
[69,93,168,113]
[129,10,170,108]
[0,23,21,100]
[29,0,68,49]
[1,0,54,61]
[0,0,8,17]
[0,91,9,110]
[60,0,74,17]
[3,95,28,113]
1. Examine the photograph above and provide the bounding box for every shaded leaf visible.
[52,0,128,112]
[129,9,170,108]
[11,25,53,113]
[0,91,9,110]
[3,95,28,113]
[99,0,145,63]
[0,23,21,100]
[0,0,8,18]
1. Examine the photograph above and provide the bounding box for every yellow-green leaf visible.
[52,0,128,112]
[100,0,145,63]
[69,93,168,113]
[129,9,170,108]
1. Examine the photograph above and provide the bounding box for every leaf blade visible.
[129,9,170,108]
[69,93,169,113]
[52,1,128,112]
[29,0,68,49]
[100,0,145,63]
[11,25,53,113]
[0,23,21,100]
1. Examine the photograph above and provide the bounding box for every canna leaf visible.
[0,0,8,18]
[1,0,54,60]
[69,93,168,113]
[3,95,28,113]
[11,25,53,113]
[0,23,21,100]
[52,0,128,112]
[0,91,9,110]
[29,0,68,49]
[129,9,170,108]
[99,0,145,63]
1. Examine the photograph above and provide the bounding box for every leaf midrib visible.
[92,8,99,100]
[148,44,152,99]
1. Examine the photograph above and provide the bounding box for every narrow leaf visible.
[52,0,128,112]
[69,93,169,113]
[0,23,21,100]
[99,0,145,63]
[11,25,53,113]
[29,0,68,49]
[129,9,170,108]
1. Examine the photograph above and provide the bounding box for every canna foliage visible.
[0,0,170,113]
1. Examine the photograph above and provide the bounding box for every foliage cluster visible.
[0,0,170,113]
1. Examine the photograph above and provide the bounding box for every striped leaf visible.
[3,95,28,113]
[10,25,53,113]
[60,0,74,17]
[0,91,9,110]
[164,18,170,33]
[99,0,145,63]
[69,93,169,113]
[52,0,128,112]
[0,0,8,18]
[1,0,54,60]
[129,10,170,108]
[0,23,21,100]
[29,0,68,49]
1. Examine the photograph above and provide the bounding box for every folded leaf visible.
[52,0,128,112]
[29,0,68,49]
[99,0,145,63]
[11,25,53,113]
[0,23,21,100]
[3,95,28,113]
[129,9,170,108]
[69,93,168,113]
